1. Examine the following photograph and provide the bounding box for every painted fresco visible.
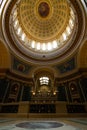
[12,57,31,74]
[56,57,76,74]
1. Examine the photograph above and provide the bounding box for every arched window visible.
[39,76,49,86]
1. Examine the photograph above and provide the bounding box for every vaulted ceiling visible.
[0,0,87,78]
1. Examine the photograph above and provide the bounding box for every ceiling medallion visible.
[38,2,50,18]
[35,0,52,20]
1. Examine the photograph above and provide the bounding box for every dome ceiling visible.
[17,0,70,42]
[12,0,75,54]
[1,0,85,65]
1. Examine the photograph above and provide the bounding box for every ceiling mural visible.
[55,57,76,74]
[38,2,50,18]
[12,57,32,75]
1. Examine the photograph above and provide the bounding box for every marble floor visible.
[0,118,87,130]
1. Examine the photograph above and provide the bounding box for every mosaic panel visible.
[0,121,82,130]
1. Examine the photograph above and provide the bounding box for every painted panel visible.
[12,57,31,75]
[56,57,76,74]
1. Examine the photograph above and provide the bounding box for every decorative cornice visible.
[55,68,87,83]
[0,68,34,84]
